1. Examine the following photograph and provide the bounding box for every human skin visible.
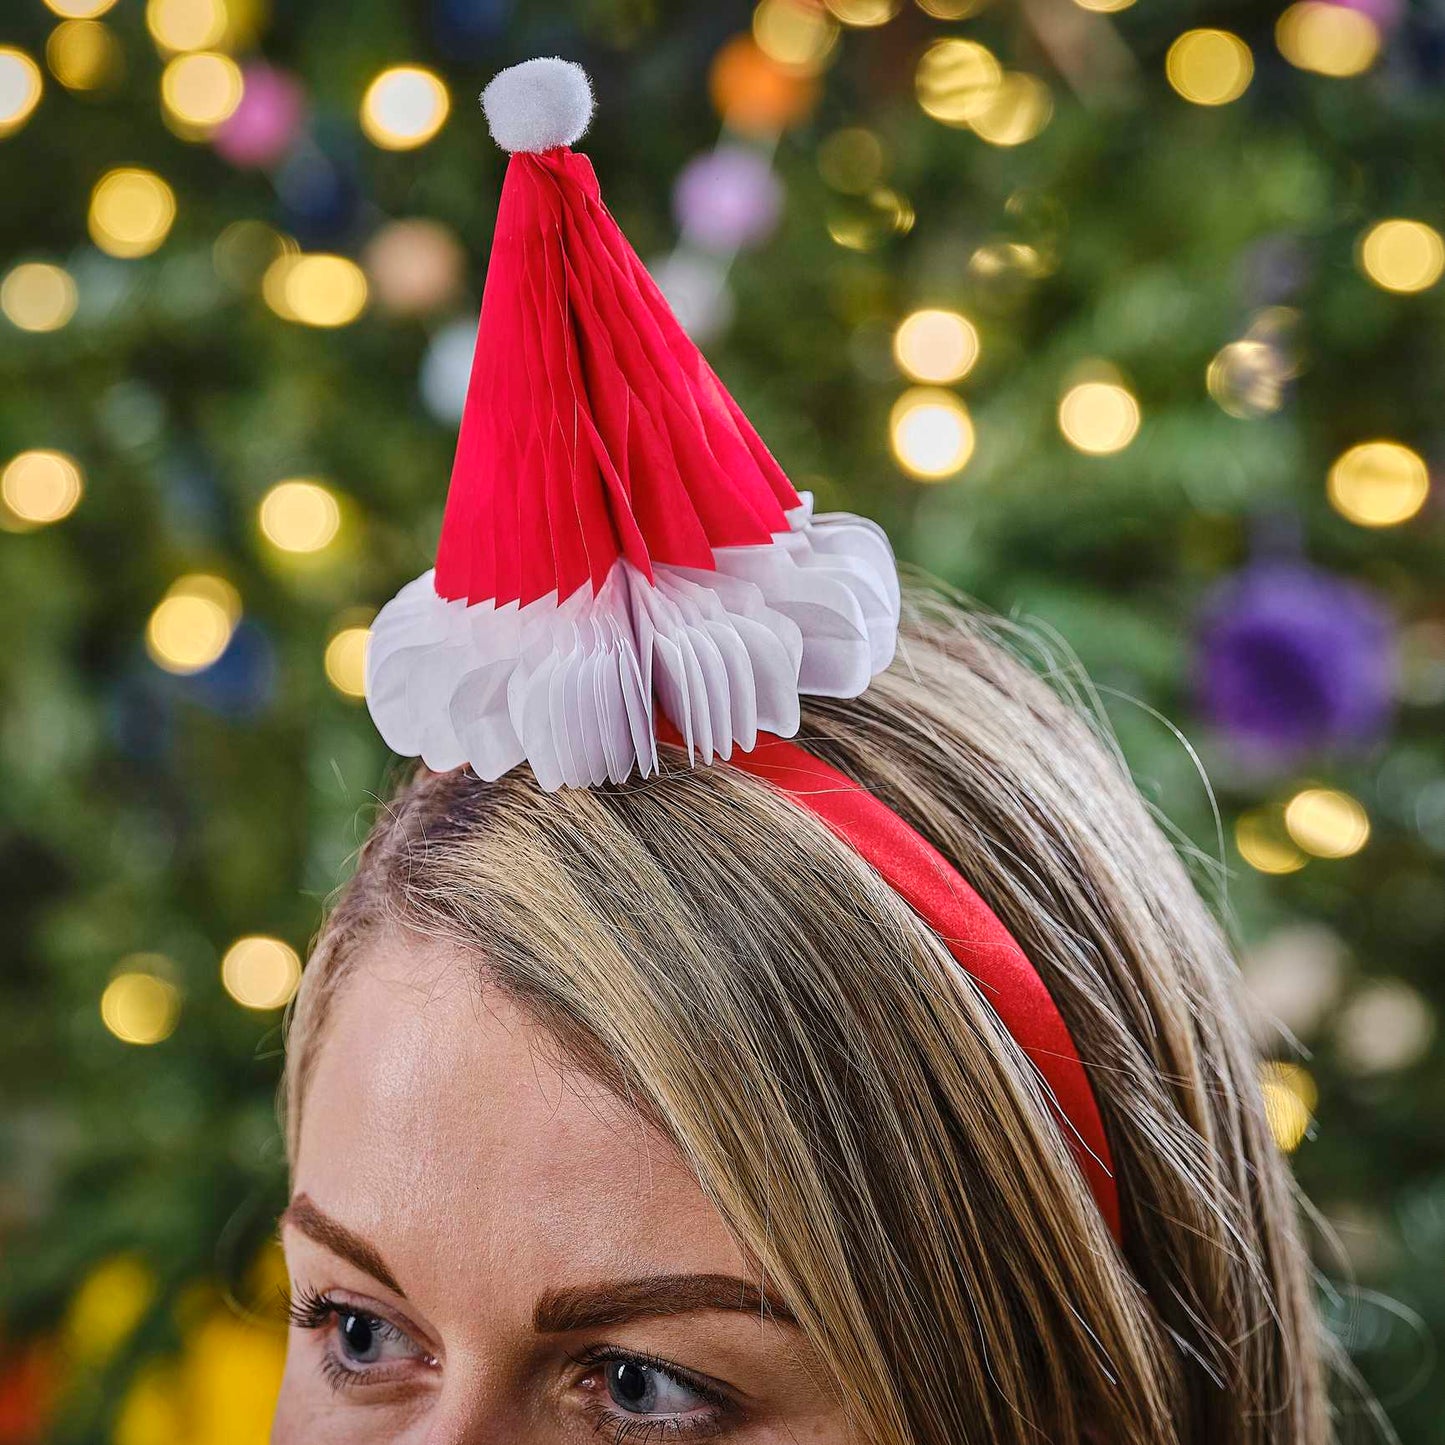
[273,933,849,1442]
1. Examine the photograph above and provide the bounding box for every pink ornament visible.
[672,145,783,254]
[213,64,306,169]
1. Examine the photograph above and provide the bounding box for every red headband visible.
[657,715,1122,1244]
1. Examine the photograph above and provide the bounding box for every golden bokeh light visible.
[146,574,241,675]
[88,168,177,259]
[754,0,839,75]
[1166,29,1254,105]
[1261,1061,1317,1152]
[1235,809,1307,876]
[47,20,123,92]
[361,65,450,150]
[1207,338,1288,419]
[1073,0,1135,11]
[1,262,77,332]
[1276,1,1379,76]
[46,0,120,14]
[1058,377,1141,454]
[101,965,181,1046]
[893,309,980,385]
[145,0,229,54]
[258,479,342,553]
[1327,440,1430,528]
[890,388,975,480]
[824,0,901,23]
[221,936,302,1011]
[1,449,83,527]
[818,127,886,194]
[1357,219,1445,295]
[971,72,1053,145]
[262,253,368,327]
[0,47,44,139]
[826,187,914,250]
[324,626,370,699]
[161,50,243,138]
[916,38,1002,127]
[916,0,985,14]
[1284,787,1370,859]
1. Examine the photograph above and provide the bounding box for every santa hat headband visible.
[365,57,900,792]
[363,59,1121,1242]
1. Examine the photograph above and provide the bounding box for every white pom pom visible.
[481,58,594,155]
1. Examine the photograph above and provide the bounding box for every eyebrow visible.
[280,1193,407,1298]
[279,1196,796,1334]
[534,1272,798,1334]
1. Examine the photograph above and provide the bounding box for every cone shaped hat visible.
[366,58,900,791]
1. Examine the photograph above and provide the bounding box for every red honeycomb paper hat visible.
[365,58,900,791]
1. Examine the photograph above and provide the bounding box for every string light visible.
[1337,981,1436,1075]
[1235,809,1307,875]
[1357,219,1444,295]
[1166,29,1253,105]
[1,450,83,528]
[1284,787,1370,859]
[145,0,229,54]
[753,0,839,76]
[88,168,177,259]
[1,262,77,332]
[101,963,181,1045]
[916,38,1002,127]
[1327,440,1429,528]
[1261,1061,1316,1152]
[161,50,243,138]
[258,479,341,553]
[709,35,819,134]
[1207,339,1288,418]
[0,48,44,139]
[971,73,1053,146]
[818,127,886,194]
[324,625,370,698]
[893,309,979,384]
[824,0,901,24]
[262,253,368,327]
[47,21,123,92]
[826,188,913,250]
[221,936,301,1010]
[45,0,119,15]
[890,389,975,479]
[361,65,450,150]
[1058,374,1141,454]
[145,574,240,674]
[1276,1,1379,76]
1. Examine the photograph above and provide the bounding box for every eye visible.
[573,1346,734,1437]
[605,1358,710,1415]
[335,1308,414,1368]
[289,1284,434,1389]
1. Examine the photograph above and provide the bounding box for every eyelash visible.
[288,1286,735,1437]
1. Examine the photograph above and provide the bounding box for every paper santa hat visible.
[365,58,901,791]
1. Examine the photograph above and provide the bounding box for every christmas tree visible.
[1,0,1442,1439]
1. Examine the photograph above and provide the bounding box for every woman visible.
[274,60,1333,1444]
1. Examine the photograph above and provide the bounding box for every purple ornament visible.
[1196,560,1396,764]
[213,64,306,169]
[672,145,783,255]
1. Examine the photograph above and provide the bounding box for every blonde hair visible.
[285,585,1332,1445]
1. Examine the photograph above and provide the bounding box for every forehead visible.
[292,933,749,1313]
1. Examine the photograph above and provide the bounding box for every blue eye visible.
[606,1359,710,1415]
